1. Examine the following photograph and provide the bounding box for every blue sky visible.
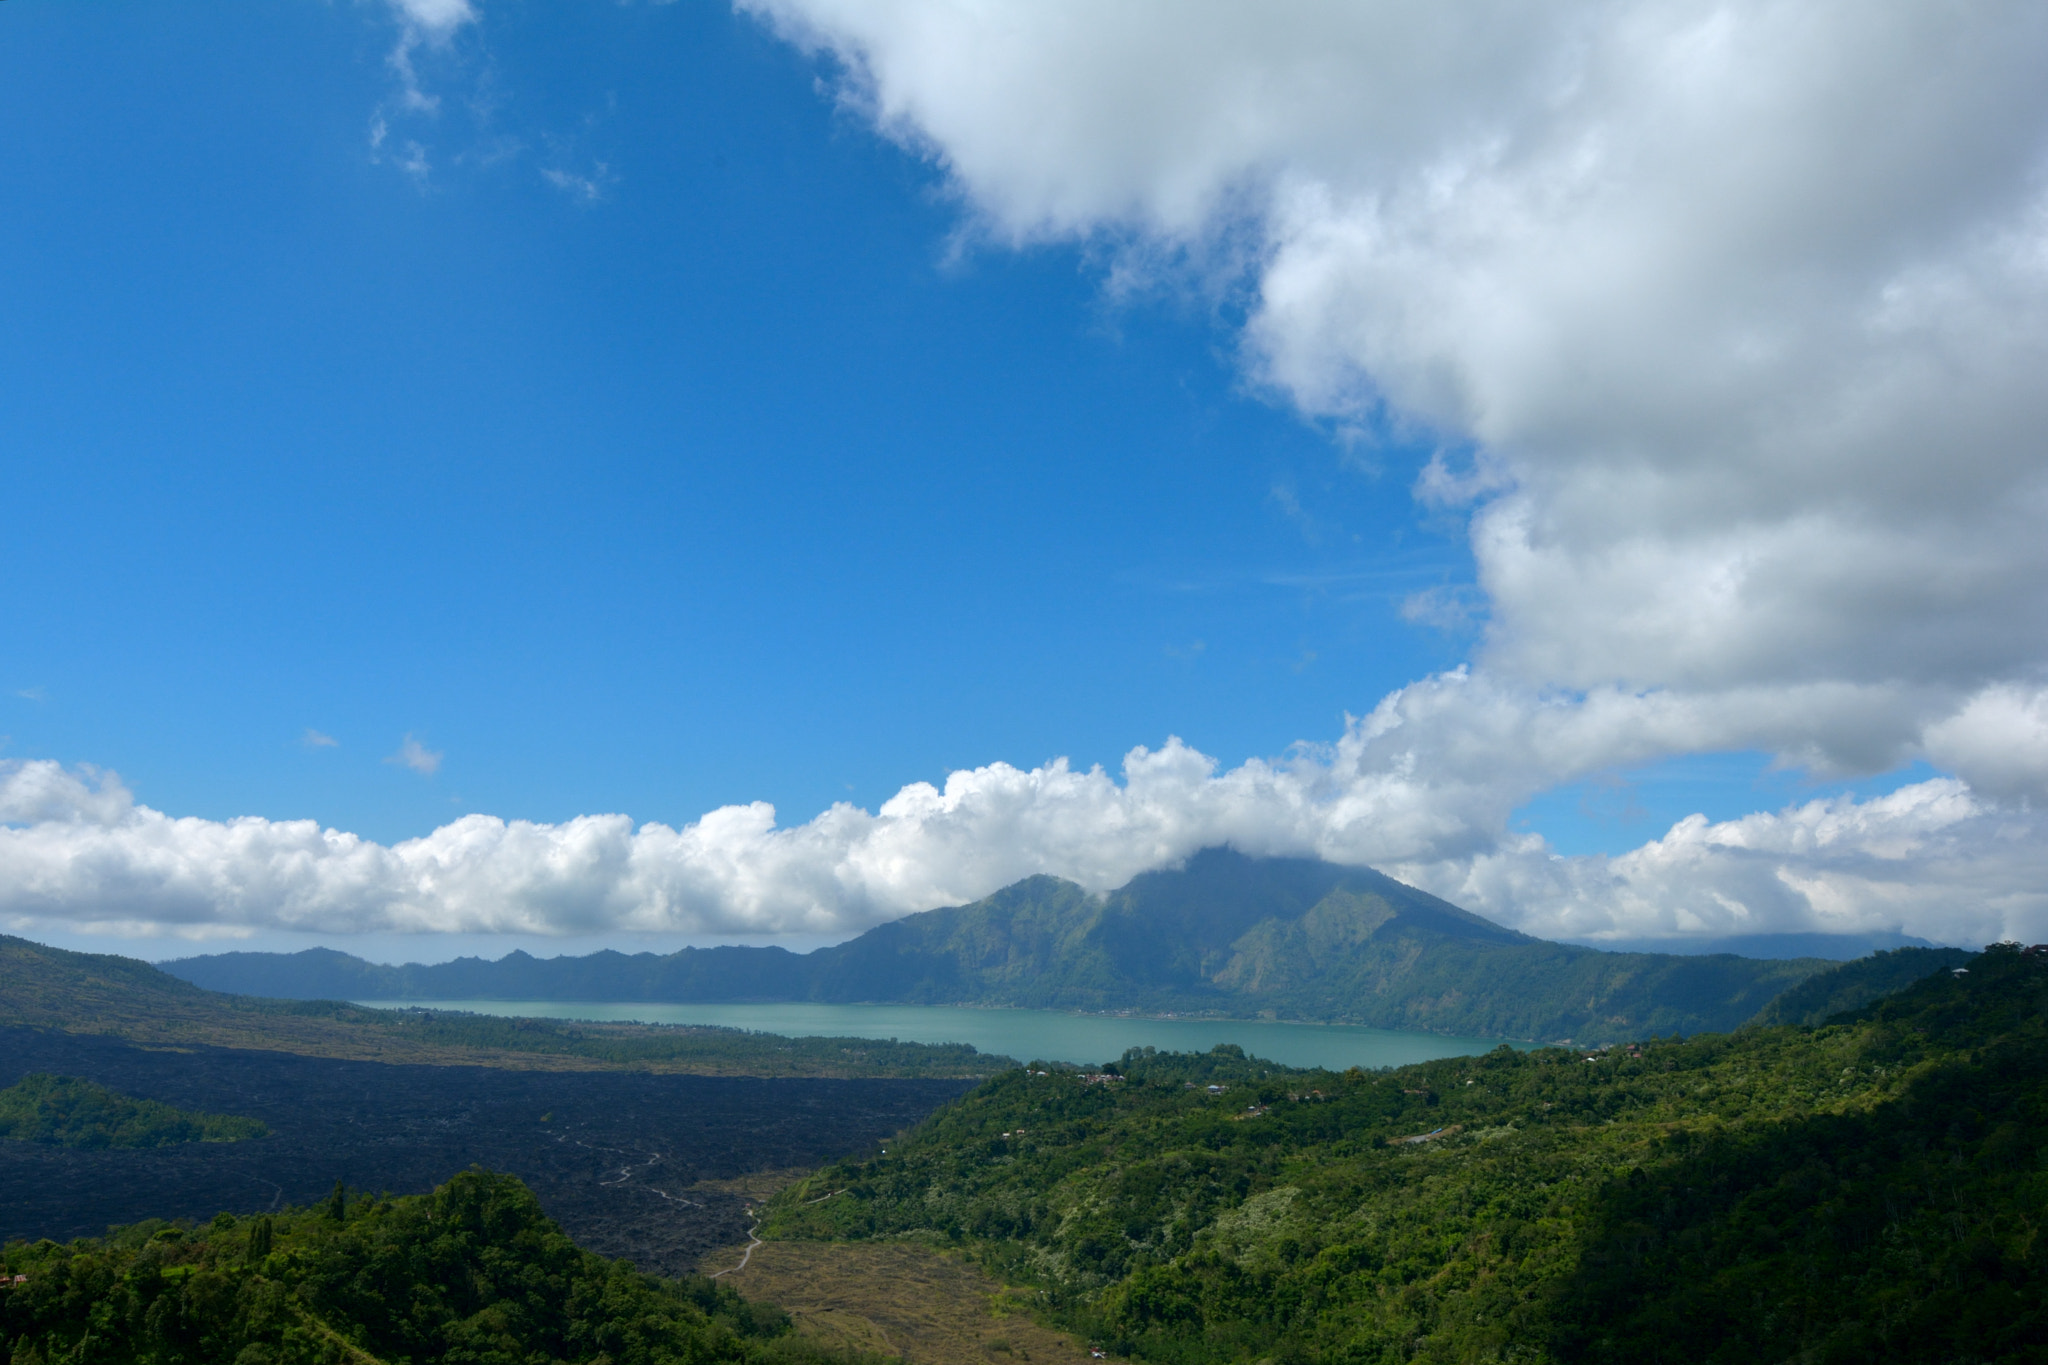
[4,1,2044,957]
[4,0,1473,843]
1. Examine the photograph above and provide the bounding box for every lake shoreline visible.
[354,998,1529,1072]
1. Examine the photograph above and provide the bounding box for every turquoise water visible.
[354,998,1520,1071]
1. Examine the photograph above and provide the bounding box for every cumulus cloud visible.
[741,0,2048,799]
[0,763,138,828]
[390,0,476,42]
[385,735,442,777]
[4,730,2042,947]
[302,729,339,750]
[1430,781,2048,950]
[1922,685,2048,801]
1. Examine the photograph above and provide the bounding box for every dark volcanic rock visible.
[0,1027,969,1276]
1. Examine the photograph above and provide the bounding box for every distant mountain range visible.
[0,935,1003,1076]
[164,849,1850,1044]
[1562,930,1943,960]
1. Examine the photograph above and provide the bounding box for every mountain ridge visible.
[0,934,1002,1076]
[164,849,1834,1044]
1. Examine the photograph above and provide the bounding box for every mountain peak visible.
[154,852,1837,1043]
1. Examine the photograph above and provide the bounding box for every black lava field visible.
[0,1027,970,1275]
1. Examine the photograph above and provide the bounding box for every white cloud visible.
[740,0,2048,800]
[385,735,442,777]
[379,0,479,127]
[3,737,2041,948]
[1425,780,2048,949]
[389,0,476,43]
[0,762,138,828]
[302,729,339,750]
[541,164,613,204]
[1922,684,2048,802]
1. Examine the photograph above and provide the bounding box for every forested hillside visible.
[816,852,1823,1041]
[1746,943,1974,1026]
[164,942,810,1004]
[166,850,1833,1045]
[0,1073,267,1149]
[0,935,1004,1077]
[765,945,2047,1363]
[0,1168,871,1365]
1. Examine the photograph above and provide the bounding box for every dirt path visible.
[708,1240,1096,1365]
[710,1217,763,1279]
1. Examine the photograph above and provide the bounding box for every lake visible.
[355,998,1521,1070]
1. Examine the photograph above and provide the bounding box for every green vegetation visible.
[365,1008,1011,1076]
[0,935,1006,1077]
[765,946,2047,1363]
[1745,943,1973,1026]
[0,1074,267,1149]
[166,851,1835,1046]
[805,853,1825,1043]
[0,1169,883,1365]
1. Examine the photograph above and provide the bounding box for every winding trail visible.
[561,1133,703,1205]
[711,1215,762,1280]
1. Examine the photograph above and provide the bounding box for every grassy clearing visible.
[691,1168,821,1205]
[713,1240,1097,1365]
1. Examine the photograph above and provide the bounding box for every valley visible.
[165,850,1841,1046]
[0,871,2014,1361]
[0,1024,969,1275]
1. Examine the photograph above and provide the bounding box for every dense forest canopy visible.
[0,1169,875,1365]
[1743,943,1973,1026]
[765,945,2048,1363]
[0,1074,267,1149]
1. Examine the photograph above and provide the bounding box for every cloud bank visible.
[6,719,2043,949]
[743,0,2048,796]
